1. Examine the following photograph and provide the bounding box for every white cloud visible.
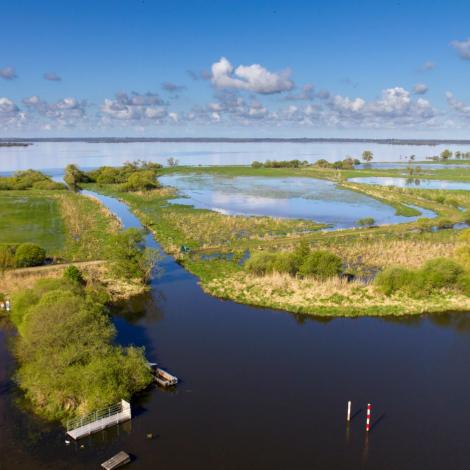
[446,91,470,115]
[413,83,428,95]
[101,92,167,121]
[43,72,62,81]
[211,57,294,94]
[451,37,470,59]
[284,84,315,101]
[0,66,17,80]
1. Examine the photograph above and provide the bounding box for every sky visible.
[2,0,470,137]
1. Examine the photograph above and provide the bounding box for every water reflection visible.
[349,176,470,190]
[160,174,435,228]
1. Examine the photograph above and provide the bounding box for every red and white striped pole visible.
[365,403,372,432]
[347,401,351,422]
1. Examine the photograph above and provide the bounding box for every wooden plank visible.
[101,451,131,470]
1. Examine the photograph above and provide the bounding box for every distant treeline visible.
[6,137,470,145]
[0,142,31,147]
[251,157,361,169]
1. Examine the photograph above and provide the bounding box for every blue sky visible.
[1,0,470,137]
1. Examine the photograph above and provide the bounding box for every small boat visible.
[154,367,179,387]
[147,362,179,387]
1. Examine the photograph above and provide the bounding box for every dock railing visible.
[66,399,131,440]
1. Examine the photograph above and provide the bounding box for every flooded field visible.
[349,176,470,190]
[160,174,434,228]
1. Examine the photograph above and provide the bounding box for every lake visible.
[3,141,470,173]
[2,143,470,469]
[160,174,435,228]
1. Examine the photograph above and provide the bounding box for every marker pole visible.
[365,403,372,432]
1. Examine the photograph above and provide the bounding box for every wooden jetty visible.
[101,451,131,470]
[147,362,179,387]
[66,400,131,440]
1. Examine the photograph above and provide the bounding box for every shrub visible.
[63,265,85,285]
[375,267,420,296]
[15,243,46,268]
[251,161,263,168]
[357,217,375,227]
[245,252,277,276]
[436,218,454,230]
[299,250,342,280]
[273,252,301,276]
[108,228,159,282]
[421,258,464,290]
[122,170,160,192]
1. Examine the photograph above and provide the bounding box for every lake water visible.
[2,141,470,173]
[349,176,470,190]
[2,144,470,469]
[160,174,435,228]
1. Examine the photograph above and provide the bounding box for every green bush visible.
[375,267,415,295]
[108,228,159,282]
[0,170,66,191]
[421,258,464,289]
[15,243,46,267]
[357,217,376,227]
[122,170,160,192]
[299,250,342,280]
[63,265,85,285]
[273,252,301,275]
[376,258,467,297]
[245,252,277,276]
[436,218,454,230]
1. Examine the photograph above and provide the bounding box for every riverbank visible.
[79,162,470,316]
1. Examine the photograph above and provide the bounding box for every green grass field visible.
[0,190,121,261]
[0,192,66,254]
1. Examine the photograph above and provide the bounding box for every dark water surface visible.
[2,192,470,469]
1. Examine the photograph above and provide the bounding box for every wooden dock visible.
[101,451,131,470]
[66,400,131,440]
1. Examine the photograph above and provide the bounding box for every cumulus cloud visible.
[0,97,25,127]
[211,57,294,94]
[0,66,17,80]
[451,37,470,60]
[100,91,169,123]
[284,84,315,101]
[43,72,62,81]
[21,95,88,128]
[446,92,470,116]
[161,81,186,93]
[413,83,428,95]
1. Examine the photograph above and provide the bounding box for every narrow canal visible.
[2,191,470,469]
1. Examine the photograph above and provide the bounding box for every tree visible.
[357,217,375,227]
[15,243,46,267]
[362,150,374,163]
[167,157,179,167]
[64,164,90,190]
[440,149,452,160]
[108,228,160,282]
[123,170,160,192]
